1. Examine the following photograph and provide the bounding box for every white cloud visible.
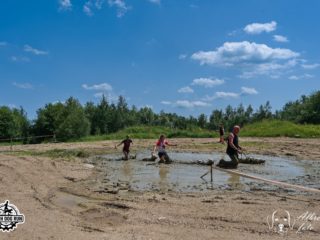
[148,0,161,4]
[288,75,299,80]
[24,45,48,55]
[273,35,289,43]
[0,41,7,46]
[244,21,277,34]
[215,91,239,99]
[59,0,72,11]
[191,77,224,88]
[176,100,210,108]
[288,74,314,80]
[10,56,30,62]
[241,87,258,95]
[8,104,17,109]
[178,86,194,93]
[192,41,300,78]
[13,82,33,89]
[191,41,299,66]
[301,73,313,79]
[83,2,93,16]
[94,92,118,102]
[239,59,298,79]
[108,0,130,18]
[82,83,113,91]
[228,29,240,36]
[161,101,171,105]
[82,0,107,16]
[161,100,210,108]
[178,54,187,60]
[301,63,320,69]
[203,87,258,102]
[95,0,105,9]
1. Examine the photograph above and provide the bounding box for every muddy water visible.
[89,151,320,193]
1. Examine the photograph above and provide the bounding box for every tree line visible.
[0,91,319,142]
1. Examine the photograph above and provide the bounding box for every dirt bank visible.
[1,138,320,239]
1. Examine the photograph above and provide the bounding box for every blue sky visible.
[1,0,320,119]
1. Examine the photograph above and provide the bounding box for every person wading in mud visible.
[152,135,177,164]
[116,135,133,160]
[218,123,225,144]
[217,125,243,168]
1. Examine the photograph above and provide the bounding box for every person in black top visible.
[116,135,133,160]
[218,123,225,144]
[217,125,242,168]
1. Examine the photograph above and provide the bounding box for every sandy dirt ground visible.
[1,138,320,239]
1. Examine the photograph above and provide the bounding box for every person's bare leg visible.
[123,151,129,160]
[159,155,165,163]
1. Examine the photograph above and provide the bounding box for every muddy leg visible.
[123,151,129,160]
[164,152,172,164]
[217,154,238,168]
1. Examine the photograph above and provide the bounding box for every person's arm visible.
[115,140,124,148]
[166,141,177,147]
[152,143,158,155]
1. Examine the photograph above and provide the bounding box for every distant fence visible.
[0,134,56,150]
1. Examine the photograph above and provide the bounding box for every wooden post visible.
[210,163,213,182]
[200,171,209,179]
[10,137,13,151]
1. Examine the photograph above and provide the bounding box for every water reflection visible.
[159,165,170,192]
[227,173,245,190]
[120,161,133,181]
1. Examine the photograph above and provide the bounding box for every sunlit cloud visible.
[24,45,48,55]
[301,63,320,69]
[108,0,130,18]
[13,82,33,89]
[273,35,289,43]
[191,78,224,88]
[241,87,258,95]
[178,86,194,93]
[82,83,113,91]
[59,0,72,11]
[244,21,277,34]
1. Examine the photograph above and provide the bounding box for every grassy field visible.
[1,120,320,146]
[78,125,215,141]
[241,120,320,138]
[78,120,320,141]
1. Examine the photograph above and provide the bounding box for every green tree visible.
[0,106,15,139]
[197,114,207,128]
[56,97,90,140]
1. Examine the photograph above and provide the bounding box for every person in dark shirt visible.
[116,135,133,160]
[217,125,243,168]
[218,123,225,144]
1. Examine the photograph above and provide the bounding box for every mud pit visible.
[89,152,320,194]
[2,138,320,239]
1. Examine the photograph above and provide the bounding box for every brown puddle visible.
[88,151,320,193]
[51,191,89,211]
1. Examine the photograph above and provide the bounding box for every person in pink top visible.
[152,134,177,163]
